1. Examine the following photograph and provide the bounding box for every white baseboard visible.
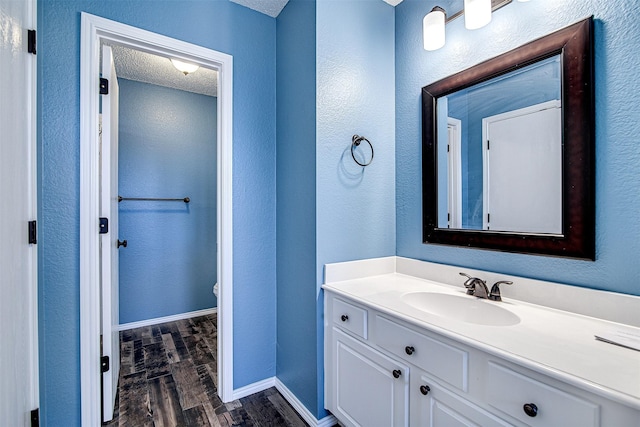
[117,307,217,331]
[275,378,338,427]
[232,377,276,400]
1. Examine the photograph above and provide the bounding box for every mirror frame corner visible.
[422,16,595,260]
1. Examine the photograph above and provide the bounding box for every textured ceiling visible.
[229,0,404,18]
[107,43,218,97]
[230,0,290,17]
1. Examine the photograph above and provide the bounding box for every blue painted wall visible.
[316,0,396,418]
[275,0,319,418]
[276,0,395,419]
[38,1,276,424]
[396,0,640,296]
[118,78,217,324]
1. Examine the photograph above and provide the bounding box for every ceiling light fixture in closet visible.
[170,58,200,75]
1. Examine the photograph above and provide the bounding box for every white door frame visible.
[79,13,234,426]
[447,117,462,228]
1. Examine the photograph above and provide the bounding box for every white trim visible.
[117,308,217,331]
[447,117,462,228]
[275,378,338,427]
[232,377,276,400]
[28,0,39,413]
[80,13,234,426]
[116,307,218,331]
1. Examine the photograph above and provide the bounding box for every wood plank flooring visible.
[105,314,308,427]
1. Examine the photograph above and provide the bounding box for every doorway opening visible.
[79,13,234,426]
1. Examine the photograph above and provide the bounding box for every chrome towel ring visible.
[351,134,374,167]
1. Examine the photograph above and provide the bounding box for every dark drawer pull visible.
[419,385,431,395]
[340,314,349,322]
[523,403,538,417]
[392,369,401,379]
[405,346,415,355]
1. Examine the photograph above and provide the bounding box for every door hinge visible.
[99,217,109,234]
[30,408,39,427]
[99,78,109,95]
[28,220,37,244]
[101,355,110,373]
[27,30,36,55]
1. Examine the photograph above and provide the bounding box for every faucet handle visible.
[459,272,475,293]
[489,280,513,301]
[460,272,484,295]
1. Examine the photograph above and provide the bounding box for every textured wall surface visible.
[118,79,217,324]
[38,1,276,424]
[316,0,396,418]
[396,0,640,296]
[275,0,319,418]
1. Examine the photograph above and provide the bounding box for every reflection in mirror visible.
[436,56,562,234]
[422,17,595,259]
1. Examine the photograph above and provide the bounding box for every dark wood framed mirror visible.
[422,17,594,259]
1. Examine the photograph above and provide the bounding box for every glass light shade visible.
[423,7,446,51]
[171,59,199,75]
[464,0,492,30]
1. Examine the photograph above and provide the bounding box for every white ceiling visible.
[229,0,404,18]
[230,0,290,17]
[107,43,218,97]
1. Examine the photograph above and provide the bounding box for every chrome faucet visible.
[459,272,489,299]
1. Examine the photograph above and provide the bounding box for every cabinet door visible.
[411,370,511,427]
[330,328,410,427]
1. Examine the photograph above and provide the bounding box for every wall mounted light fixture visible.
[170,58,200,75]
[423,6,446,51]
[423,0,524,51]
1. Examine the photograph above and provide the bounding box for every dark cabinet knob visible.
[419,385,431,395]
[340,314,349,322]
[117,239,127,248]
[392,369,401,379]
[523,403,538,417]
[405,346,415,355]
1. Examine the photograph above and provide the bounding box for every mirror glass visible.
[436,55,562,234]
[422,17,595,259]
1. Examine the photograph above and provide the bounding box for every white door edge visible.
[79,13,234,426]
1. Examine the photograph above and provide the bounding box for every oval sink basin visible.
[401,292,520,326]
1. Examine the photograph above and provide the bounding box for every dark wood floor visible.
[105,314,308,427]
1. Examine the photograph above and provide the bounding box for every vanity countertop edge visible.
[322,257,640,410]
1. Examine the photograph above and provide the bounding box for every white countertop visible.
[323,269,640,410]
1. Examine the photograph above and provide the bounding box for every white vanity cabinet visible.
[324,290,640,427]
[326,296,410,426]
[410,369,511,427]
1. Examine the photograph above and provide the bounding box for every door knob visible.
[117,239,127,248]
[420,385,431,395]
[392,369,402,379]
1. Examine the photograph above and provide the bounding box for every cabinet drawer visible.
[374,315,468,391]
[486,362,599,427]
[332,297,368,339]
